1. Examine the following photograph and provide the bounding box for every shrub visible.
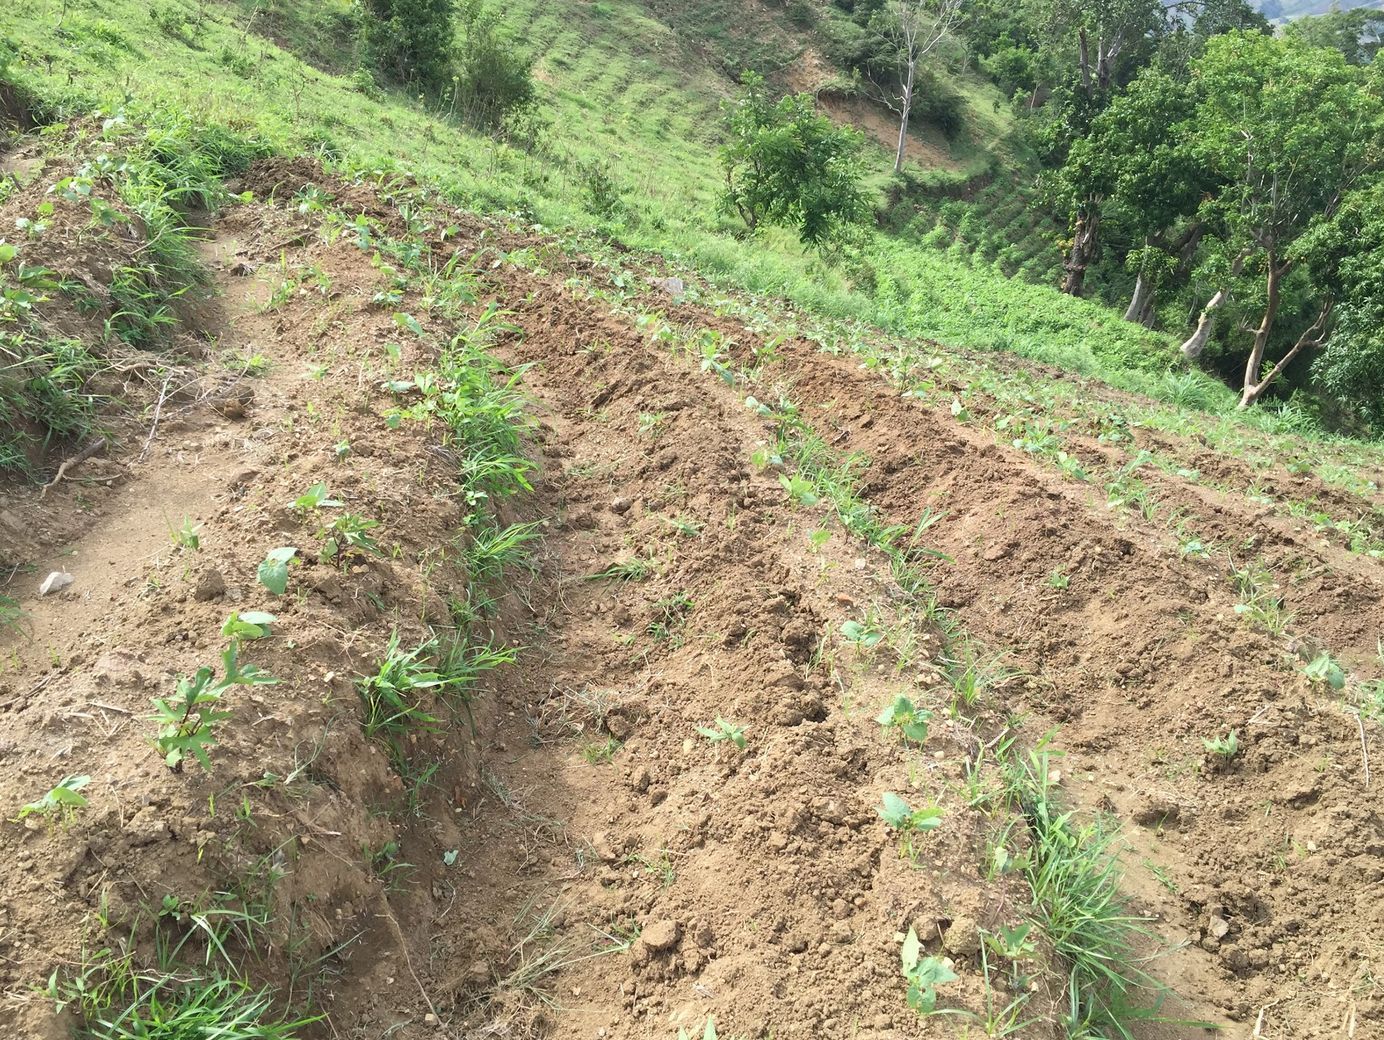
[358,0,457,94]
[450,0,537,132]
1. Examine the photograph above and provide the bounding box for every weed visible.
[14,774,90,825]
[1000,744,1152,1037]
[0,593,23,630]
[581,738,621,764]
[1230,559,1292,636]
[1047,569,1070,590]
[152,641,276,771]
[696,717,747,749]
[367,840,414,891]
[584,556,655,582]
[876,695,931,744]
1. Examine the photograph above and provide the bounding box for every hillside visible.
[2,2,1384,1040]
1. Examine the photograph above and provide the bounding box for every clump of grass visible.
[1000,743,1155,1038]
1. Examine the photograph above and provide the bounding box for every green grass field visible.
[2,0,1370,439]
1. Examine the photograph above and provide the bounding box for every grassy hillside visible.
[0,0,1354,431]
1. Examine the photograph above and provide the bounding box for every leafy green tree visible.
[359,0,457,94]
[720,73,870,247]
[1185,32,1384,407]
[1298,180,1384,431]
[1284,9,1384,67]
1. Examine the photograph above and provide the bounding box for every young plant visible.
[1202,729,1239,762]
[220,611,277,641]
[878,792,943,835]
[677,1019,719,1040]
[876,695,931,744]
[696,717,748,749]
[152,642,276,771]
[584,557,655,582]
[900,927,959,1015]
[14,774,90,825]
[321,513,383,565]
[170,517,201,551]
[291,482,341,512]
[1303,652,1346,690]
[257,547,299,595]
[840,617,883,650]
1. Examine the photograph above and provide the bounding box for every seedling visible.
[878,792,943,834]
[322,513,383,565]
[152,641,276,771]
[697,717,747,749]
[984,922,1036,961]
[171,517,201,551]
[900,927,959,1015]
[1303,652,1346,690]
[677,1020,719,1040]
[220,611,277,641]
[14,775,90,825]
[257,547,299,595]
[1047,569,1070,590]
[840,618,883,650]
[291,482,341,512]
[876,695,931,744]
[1202,729,1239,762]
[780,473,820,506]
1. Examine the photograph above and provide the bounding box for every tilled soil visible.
[0,157,1379,1040]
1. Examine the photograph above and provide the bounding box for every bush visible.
[358,0,457,94]
[451,0,537,132]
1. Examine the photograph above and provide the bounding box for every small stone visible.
[640,919,680,953]
[39,571,74,596]
[423,1013,438,1026]
[1209,916,1231,940]
[829,922,853,945]
[610,496,632,514]
[942,916,981,958]
[194,570,226,602]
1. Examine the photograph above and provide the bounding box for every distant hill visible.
[1257,0,1383,20]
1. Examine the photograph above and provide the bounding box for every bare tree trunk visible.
[1123,271,1152,322]
[1180,289,1225,359]
[1239,300,1331,409]
[1238,261,1284,406]
[1061,201,1100,297]
[894,55,915,174]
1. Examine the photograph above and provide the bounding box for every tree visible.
[359,0,457,93]
[720,73,870,247]
[451,0,536,131]
[872,0,965,173]
[1284,9,1384,67]
[1186,32,1384,407]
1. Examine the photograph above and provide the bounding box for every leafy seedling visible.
[900,927,959,1015]
[1202,729,1239,762]
[780,473,820,506]
[152,641,276,771]
[876,695,931,744]
[985,922,1036,961]
[697,717,747,750]
[322,513,383,564]
[171,517,201,551]
[840,618,883,650]
[220,611,277,641]
[257,547,298,595]
[292,482,341,512]
[1303,652,1346,690]
[878,792,943,834]
[14,775,89,825]
[677,1019,719,1040]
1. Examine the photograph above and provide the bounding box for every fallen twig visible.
[139,372,175,461]
[40,437,107,499]
[1354,710,1371,789]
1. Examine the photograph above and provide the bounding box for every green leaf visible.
[257,547,297,595]
[900,926,922,972]
[878,791,912,829]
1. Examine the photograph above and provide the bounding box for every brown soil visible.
[1,150,1379,1040]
